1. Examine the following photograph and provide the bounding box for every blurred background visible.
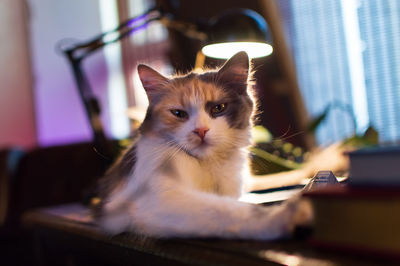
[1,0,400,264]
[2,0,400,152]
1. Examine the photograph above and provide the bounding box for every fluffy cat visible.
[96,52,307,240]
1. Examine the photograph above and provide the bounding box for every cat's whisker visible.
[148,140,176,154]
[273,129,305,143]
[210,136,246,147]
[145,139,187,163]
[165,145,182,162]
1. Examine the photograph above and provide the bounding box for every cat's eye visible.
[170,109,188,119]
[211,103,227,115]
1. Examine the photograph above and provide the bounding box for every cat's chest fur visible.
[171,150,244,197]
[135,136,244,198]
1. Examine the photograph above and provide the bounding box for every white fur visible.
[99,103,304,240]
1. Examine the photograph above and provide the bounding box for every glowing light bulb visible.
[202,42,273,59]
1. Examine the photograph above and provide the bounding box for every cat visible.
[96,51,309,240]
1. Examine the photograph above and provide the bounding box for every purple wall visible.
[29,0,112,147]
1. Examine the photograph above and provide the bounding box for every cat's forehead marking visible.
[176,77,224,108]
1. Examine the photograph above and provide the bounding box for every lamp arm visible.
[159,16,207,41]
[62,7,161,62]
[59,7,162,166]
[58,6,206,166]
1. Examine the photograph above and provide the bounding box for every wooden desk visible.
[23,204,395,266]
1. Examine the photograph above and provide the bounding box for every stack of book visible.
[304,145,400,259]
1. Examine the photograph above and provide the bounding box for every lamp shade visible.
[202,9,273,59]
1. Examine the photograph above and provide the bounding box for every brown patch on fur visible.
[169,75,224,108]
[158,159,176,178]
[95,140,138,216]
[141,74,227,138]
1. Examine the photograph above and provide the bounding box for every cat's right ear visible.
[216,51,250,94]
[218,51,249,81]
[137,64,169,103]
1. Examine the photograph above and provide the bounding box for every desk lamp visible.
[59,4,272,165]
[202,8,272,59]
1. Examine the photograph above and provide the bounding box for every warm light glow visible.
[202,42,273,59]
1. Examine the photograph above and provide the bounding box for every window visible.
[120,0,172,122]
[99,0,171,136]
[278,0,400,145]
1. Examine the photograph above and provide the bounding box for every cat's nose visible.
[193,127,209,140]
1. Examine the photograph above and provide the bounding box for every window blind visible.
[278,0,400,145]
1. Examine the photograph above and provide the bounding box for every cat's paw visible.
[289,196,313,230]
[98,213,131,235]
[268,195,313,239]
[97,202,135,235]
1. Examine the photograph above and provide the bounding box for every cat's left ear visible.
[137,64,169,103]
[217,51,249,89]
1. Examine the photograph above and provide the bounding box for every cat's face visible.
[138,52,254,159]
